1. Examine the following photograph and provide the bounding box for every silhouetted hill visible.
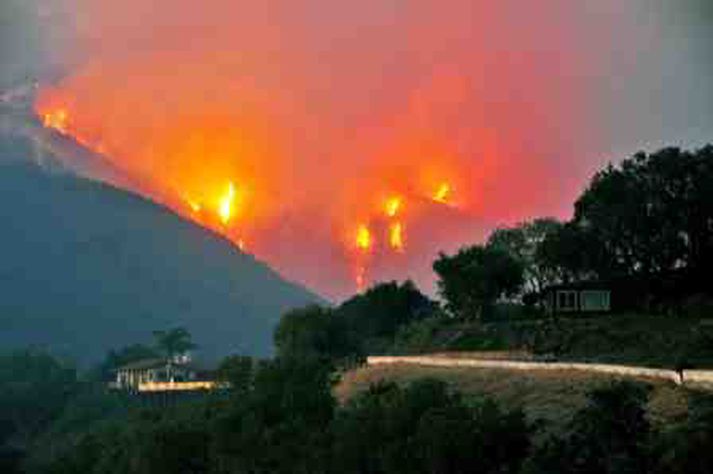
[0,140,324,365]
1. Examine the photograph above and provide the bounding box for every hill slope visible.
[0,147,323,365]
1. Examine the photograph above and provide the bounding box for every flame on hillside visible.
[388,222,404,251]
[355,224,373,252]
[20,0,640,299]
[34,97,469,295]
[41,109,69,134]
[219,182,237,225]
[433,182,452,205]
[385,196,402,218]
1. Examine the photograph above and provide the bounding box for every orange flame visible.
[433,182,452,204]
[384,196,403,217]
[355,224,373,251]
[218,182,237,225]
[184,197,202,213]
[388,222,404,251]
[42,109,69,134]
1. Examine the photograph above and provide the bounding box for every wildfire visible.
[218,182,237,225]
[384,196,403,217]
[33,88,472,298]
[42,109,69,134]
[433,182,452,204]
[388,222,404,251]
[355,224,373,251]
[184,197,202,213]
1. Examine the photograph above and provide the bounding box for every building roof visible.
[117,357,208,372]
[117,358,168,371]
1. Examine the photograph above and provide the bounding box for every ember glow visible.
[26,0,688,299]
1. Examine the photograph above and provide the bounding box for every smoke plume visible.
[9,0,713,299]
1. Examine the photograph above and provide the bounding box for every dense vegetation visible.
[3,145,713,472]
[274,280,439,362]
[4,346,713,473]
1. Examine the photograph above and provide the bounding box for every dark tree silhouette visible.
[433,245,524,320]
[152,327,196,361]
[488,218,563,293]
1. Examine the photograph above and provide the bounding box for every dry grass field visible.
[336,363,691,436]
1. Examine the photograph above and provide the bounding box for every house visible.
[541,281,612,315]
[113,357,215,392]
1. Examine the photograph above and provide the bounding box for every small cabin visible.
[542,282,612,315]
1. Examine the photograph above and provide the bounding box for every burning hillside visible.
[22,0,672,299]
[34,95,478,299]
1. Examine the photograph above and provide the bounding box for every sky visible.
[3,1,713,299]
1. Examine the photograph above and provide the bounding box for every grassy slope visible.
[336,363,692,437]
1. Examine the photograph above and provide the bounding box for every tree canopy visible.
[433,245,524,319]
[152,327,196,360]
[487,218,563,293]
[571,146,713,279]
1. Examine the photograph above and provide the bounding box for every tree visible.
[488,218,564,293]
[214,357,335,474]
[216,355,254,393]
[536,221,609,283]
[152,327,196,384]
[572,146,713,279]
[433,245,524,319]
[274,305,360,363]
[331,378,530,474]
[336,280,438,352]
[152,327,196,361]
[0,350,78,473]
[528,381,652,474]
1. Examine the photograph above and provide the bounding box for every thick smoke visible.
[15,1,713,299]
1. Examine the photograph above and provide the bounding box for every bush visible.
[332,378,530,474]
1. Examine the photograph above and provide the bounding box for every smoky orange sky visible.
[22,0,713,299]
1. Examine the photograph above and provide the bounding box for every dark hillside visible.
[0,143,323,364]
